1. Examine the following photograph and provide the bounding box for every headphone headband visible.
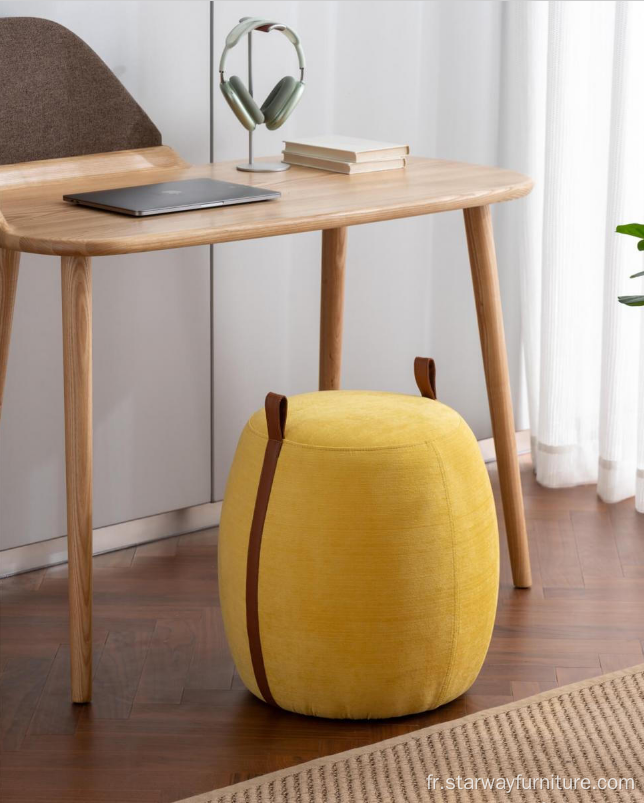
[219,17,306,76]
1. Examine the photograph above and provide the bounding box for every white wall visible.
[0,2,212,550]
[211,0,527,498]
[1,1,526,549]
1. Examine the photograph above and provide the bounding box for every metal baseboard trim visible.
[0,501,221,578]
[479,429,531,464]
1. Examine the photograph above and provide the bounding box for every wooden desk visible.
[0,146,533,703]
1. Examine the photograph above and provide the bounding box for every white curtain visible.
[502,1,644,512]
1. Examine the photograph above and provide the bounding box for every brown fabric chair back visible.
[0,16,162,165]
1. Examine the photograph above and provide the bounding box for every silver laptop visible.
[63,178,280,217]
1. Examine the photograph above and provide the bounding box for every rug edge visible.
[175,661,644,803]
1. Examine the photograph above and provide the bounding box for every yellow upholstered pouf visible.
[219,359,499,719]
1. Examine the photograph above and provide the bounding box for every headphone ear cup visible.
[221,75,265,131]
[229,76,264,124]
[261,76,303,130]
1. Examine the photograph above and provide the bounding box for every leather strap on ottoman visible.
[414,356,437,400]
[246,392,287,706]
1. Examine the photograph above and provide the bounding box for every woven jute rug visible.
[177,664,644,802]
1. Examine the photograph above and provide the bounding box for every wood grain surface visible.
[464,205,532,588]
[61,255,93,703]
[0,247,20,424]
[0,148,533,256]
[319,227,347,390]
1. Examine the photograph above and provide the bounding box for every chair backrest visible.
[0,16,162,165]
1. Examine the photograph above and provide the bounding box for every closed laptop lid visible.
[64,178,280,216]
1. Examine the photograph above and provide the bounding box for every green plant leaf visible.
[616,223,644,238]
[638,240,644,251]
[618,295,644,306]
[630,270,644,278]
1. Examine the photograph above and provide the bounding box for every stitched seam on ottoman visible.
[246,415,464,453]
[430,439,460,706]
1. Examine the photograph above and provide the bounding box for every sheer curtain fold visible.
[506,0,644,512]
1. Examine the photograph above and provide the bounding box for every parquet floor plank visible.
[1,457,643,802]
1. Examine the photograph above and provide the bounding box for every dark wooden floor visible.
[1,455,644,803]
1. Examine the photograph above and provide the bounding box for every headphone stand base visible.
[237,162,290,173]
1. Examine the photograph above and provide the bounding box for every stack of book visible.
[282,135,409,174]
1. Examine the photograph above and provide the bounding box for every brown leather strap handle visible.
[246,392,288,708]
[414,357,437,400]
[265,392,287,441]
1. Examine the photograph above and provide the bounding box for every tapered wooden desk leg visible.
[319,227,347,390]
[61,256,93,702]
[0,248,20,425]
[463,206,532,589]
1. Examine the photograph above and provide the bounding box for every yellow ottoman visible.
[219,358,499,719]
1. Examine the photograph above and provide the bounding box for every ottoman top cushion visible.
[247,390,463,450]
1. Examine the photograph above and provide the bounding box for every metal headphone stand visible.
[236,25,290,173]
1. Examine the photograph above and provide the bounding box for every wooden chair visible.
[0,16,161,166]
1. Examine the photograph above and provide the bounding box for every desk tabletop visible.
[0,146,532,257]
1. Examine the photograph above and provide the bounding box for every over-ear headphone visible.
[219,18,305,132]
